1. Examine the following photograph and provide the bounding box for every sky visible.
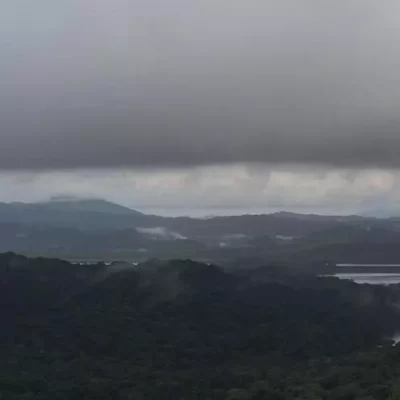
[1,166,399,217]
[1,1,400,216]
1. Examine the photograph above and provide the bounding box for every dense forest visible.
[1,253,400,398]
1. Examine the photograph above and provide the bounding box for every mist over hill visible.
[36,198,143,215]
[0,199,399,265]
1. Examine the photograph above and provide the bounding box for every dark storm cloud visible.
[1,0,400,169]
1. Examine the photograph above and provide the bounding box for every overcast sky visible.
[1,1,400,215]
[0,166,399,217]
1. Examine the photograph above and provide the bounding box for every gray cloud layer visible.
[1,1,400,169]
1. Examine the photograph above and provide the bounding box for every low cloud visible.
[137,227,187,240]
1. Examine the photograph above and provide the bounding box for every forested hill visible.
[2,254,400,398]
[3,199,400,265]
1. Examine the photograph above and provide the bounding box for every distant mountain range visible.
[0,198,400,265]
[35,198,143,215]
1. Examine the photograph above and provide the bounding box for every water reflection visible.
[332,273,400,285]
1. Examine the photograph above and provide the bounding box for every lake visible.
[332,273,400,285]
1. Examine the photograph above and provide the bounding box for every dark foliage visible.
[0,255,400,398]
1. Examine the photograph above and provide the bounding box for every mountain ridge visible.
[0,198,399,263]
[0,198,393,220]
[34,198,143,215]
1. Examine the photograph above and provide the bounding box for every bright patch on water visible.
[332,273,400,285]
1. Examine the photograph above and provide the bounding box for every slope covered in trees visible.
[0,254,400,398]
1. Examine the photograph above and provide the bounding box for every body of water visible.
[331,273,400,285]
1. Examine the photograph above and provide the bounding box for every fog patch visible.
[137,227,187,240]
